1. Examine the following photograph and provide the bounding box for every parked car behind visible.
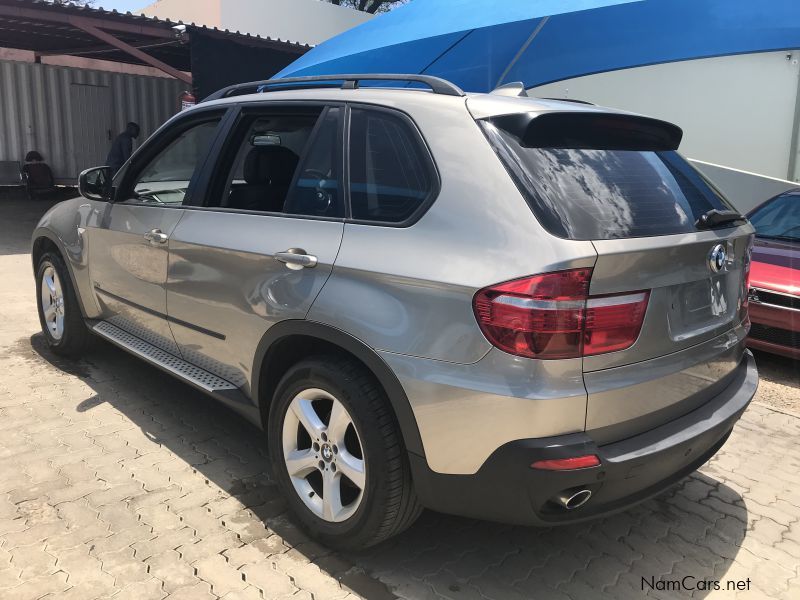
[31,74,758,549]
[746,189,800,359]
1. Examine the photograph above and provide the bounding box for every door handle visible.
[274,249,318,270]
[144,229,169,244]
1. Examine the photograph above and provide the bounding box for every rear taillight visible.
[473,268,649,359]
[584,292,649,356]
[473,269,590,359]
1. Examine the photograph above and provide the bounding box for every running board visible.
[92,321,237,392]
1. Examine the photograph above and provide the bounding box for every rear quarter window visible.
[480,115,735,240]
[348,108,435,224]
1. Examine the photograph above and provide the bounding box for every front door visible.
[166,105,345,391]
[87,114,225,355]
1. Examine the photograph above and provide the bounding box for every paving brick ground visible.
[1,195,799,599]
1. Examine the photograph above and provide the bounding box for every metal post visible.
[787,50,800,182]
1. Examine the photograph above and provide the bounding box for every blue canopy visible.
[276,0,800,92]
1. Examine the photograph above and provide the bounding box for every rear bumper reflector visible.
[531,455,601,471]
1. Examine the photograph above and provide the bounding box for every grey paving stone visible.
[1,198,798,600]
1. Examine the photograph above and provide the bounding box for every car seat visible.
[227,146,299,212]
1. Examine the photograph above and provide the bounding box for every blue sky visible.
[94,1,149,13]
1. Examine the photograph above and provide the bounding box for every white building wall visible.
[141,0,373,46]
[139,0,222,27]
[690,160,797,214]
[531,51,800,181]
[222,0,372,45]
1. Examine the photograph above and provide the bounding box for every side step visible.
[92,321,237,392]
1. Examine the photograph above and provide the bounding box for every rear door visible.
[479,109,754,442]
[165,104,345,392]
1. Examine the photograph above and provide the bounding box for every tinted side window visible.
[349,108,433,223]
[130,119,220,205]
[213,107,343,218]
[216,109,321,214]
[284,107,343,218]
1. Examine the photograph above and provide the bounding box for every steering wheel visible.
[303,169,334,212]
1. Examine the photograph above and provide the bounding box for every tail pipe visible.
[552,488,592,510]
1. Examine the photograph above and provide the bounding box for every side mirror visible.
[78,166,113,201]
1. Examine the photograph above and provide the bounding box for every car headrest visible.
[242,146,299,186]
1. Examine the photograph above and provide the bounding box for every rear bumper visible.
[410,350,758,525]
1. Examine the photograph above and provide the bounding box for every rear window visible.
[480,115,735,240]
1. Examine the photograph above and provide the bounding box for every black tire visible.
[35,252,91,357]
[268,355,422,550]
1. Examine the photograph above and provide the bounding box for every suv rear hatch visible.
[476,105,754,443]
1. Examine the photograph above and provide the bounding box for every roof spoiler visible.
[488,111,683,151]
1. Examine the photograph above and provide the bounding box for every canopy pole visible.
[495,16,549,89]
[787,52,800,181]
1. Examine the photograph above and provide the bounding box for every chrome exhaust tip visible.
[553,488,592,510]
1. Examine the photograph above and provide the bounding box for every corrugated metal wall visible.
[0,59,184,182]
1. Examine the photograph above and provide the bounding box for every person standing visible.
[106,122,140,174]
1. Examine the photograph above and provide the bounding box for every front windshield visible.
[749,193,800,242]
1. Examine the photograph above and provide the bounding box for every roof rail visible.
[203,74,465,102]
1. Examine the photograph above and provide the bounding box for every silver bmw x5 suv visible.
[32,74,758,549]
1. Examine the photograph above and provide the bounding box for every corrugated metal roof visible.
[96,0,315,49]
[1,0,312,50]
[105,0,314,48]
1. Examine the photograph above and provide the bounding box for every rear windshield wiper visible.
[695,209,747,229]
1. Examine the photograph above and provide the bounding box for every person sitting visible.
[21,150,56,200]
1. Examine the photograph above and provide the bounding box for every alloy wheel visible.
[281,388,366,522]
[40,265,65,341]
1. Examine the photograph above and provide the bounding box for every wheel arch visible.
[252,320,425,457]
[31,230,62,272]
[31,229,91,319]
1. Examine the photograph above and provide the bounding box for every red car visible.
[746,189,800,359]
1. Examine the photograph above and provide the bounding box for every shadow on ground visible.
[17,332,752,599]
[0,192,73,256]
